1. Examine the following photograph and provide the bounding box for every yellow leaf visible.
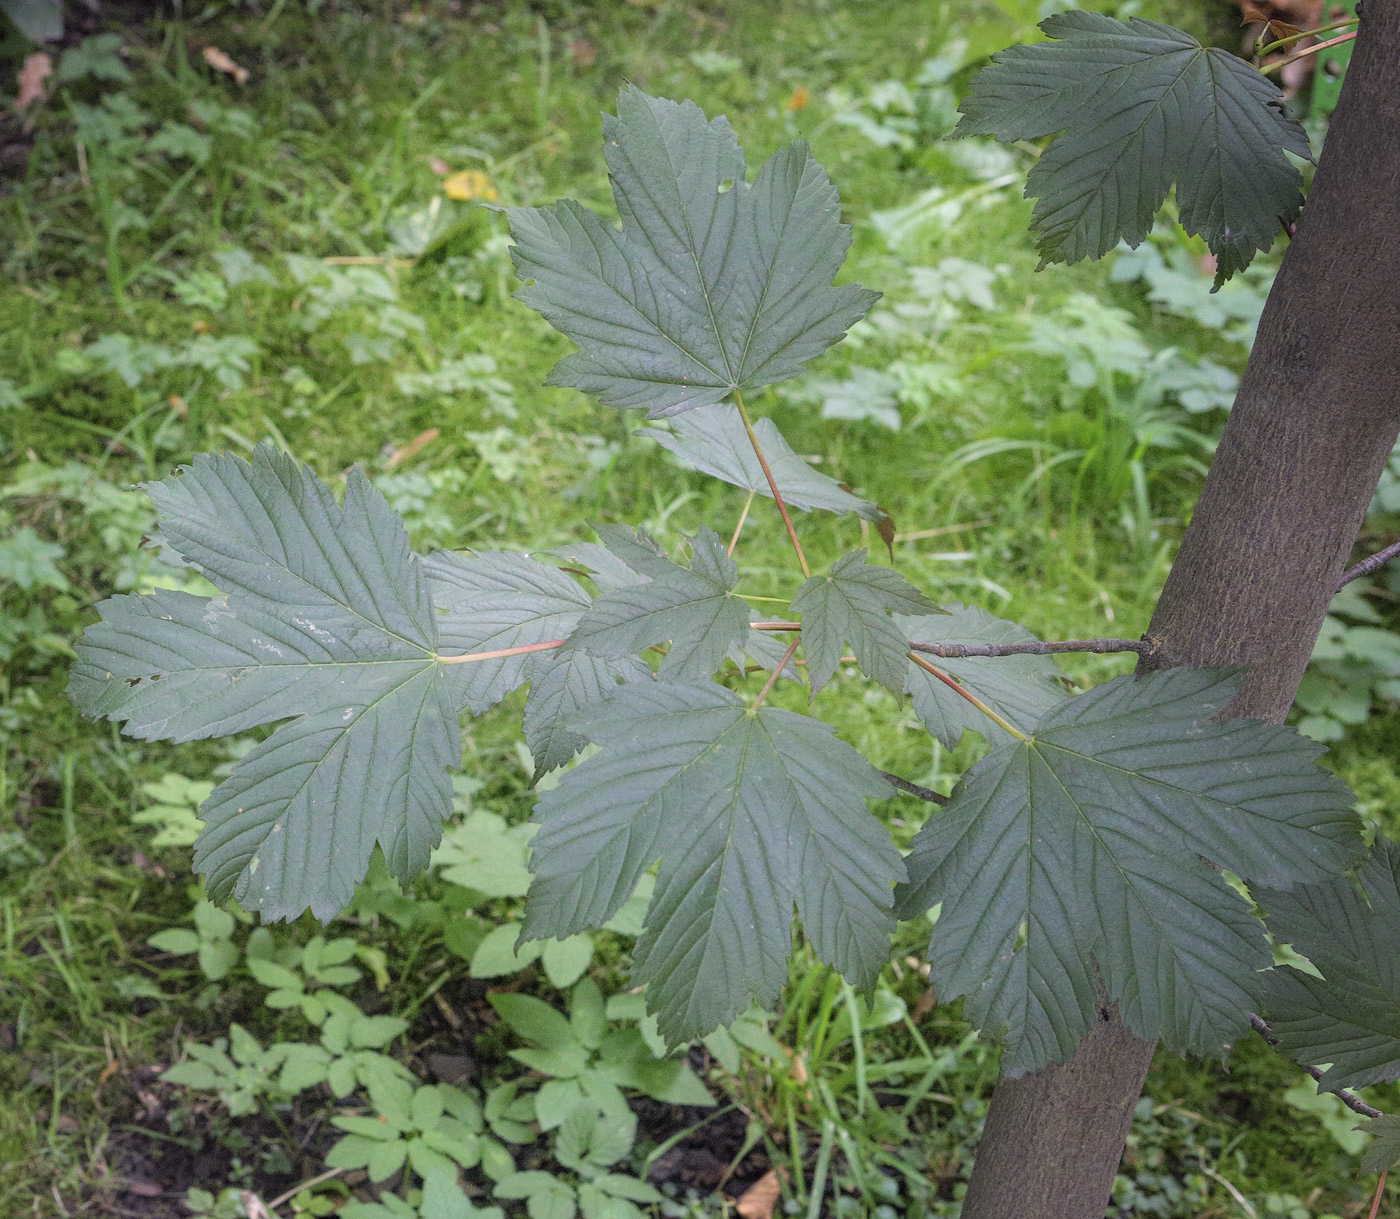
[444,170,499,202]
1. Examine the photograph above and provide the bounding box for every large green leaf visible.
[791,549,941,694]
[636,405,886,523]
[955,11,1309,283]
[565,525,751,682]
[504,86,878,418]
[425,550,591,715]
[523,648,653,777]
[197,667,462,920]
[898,668,1361,1076]
[2,0,62,41]
[1257,837,1400,1093]
[524,682,902,1041]
[898,603,1067,747]
[67,445,591,921]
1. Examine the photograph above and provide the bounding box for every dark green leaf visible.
[1257,837,1400,1092]
[637,404,886,522]
[69,446,470,921]
[899,603,1067,747]
[196,668,462,920]
[791,549,941,694]
[3,0,62,41]
[955,11,1309,283]
[524,648,653,777]
[898,668,1361,1076]
[565,526,751,682]
[426,550,591,715]
[1359,1114,1400,1174]
[504,86,877,417]
[525,682,902,1042]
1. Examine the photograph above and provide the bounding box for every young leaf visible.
[636,404,887,523]
[897,667,1361,1076]
[503,86,878,417]
[68,445,471,921]
[524,681,903,1042]
[898,603,1067,747]
[425,550,591,714]
[790,549,941,694]
[955,11,1309,283]
[1257,837,1400,1092]
[523,648,653,777]
[565,525,751,682]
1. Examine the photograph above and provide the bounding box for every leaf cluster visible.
[69,82,1368,1084]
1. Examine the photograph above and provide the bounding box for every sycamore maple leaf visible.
[503,86,878,417]
[955,11,1310,284]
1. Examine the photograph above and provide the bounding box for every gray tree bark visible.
[959,3,1400,1214]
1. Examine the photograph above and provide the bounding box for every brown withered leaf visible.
[240,1193,273,1219]
[736,1171,782,1219]
[202,46,249,85]
[387,427,441,468]
[15,53,53,112]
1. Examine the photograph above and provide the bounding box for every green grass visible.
[3,1,1399,1216]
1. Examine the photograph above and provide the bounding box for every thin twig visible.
[733,388,811,578]
[1369,1171,1389,1219]
[751,638,802,710]
[880,772,949,805]
[909,636,1151,659]
[1258,29,1357,75]
[266,1167,347,1211]
[729,489,757,557]
[1249,1015,1385,1119]
[1254,14,1357,58]
[322,255,416,267]
[908,652,1027,739]
[751,620,802,632]
[1340,539,1400,589]
[893,520,993,543]
[1199,1164,1259,1219]
[438,638,565,665]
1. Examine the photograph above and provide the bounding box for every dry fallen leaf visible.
[202,46,249,85]
[736,1170,782,1219]
[911,985,938,1021]
[785,85,811,112]
[444,169,499,202]
[570,38,597,69]
[387,427,441,468]
[15,52,53,112]
[240,1192,273,1219]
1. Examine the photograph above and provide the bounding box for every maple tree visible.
[67,10,1400,1212]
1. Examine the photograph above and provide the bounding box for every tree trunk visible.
[959,3,1400,1215]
